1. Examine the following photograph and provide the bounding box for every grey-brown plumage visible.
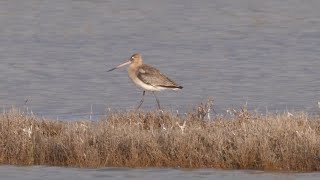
[137,64,183,89]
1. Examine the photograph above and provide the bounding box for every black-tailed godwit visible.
[107,53,183,109]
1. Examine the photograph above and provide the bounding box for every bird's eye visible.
[130,56,134,61]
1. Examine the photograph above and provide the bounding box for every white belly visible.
[130,75,164,91]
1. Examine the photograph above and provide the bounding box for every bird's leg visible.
[152,91,161,109]
[136,91,145,110]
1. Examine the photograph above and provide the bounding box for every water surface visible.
[0,0,320,118]
[1,166,320,180]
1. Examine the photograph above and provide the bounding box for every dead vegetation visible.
[0,102,320,171]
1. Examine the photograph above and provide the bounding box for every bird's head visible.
[107,53,143,72]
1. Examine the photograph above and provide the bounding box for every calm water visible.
[1,0,320,118]
[0,166,320,180]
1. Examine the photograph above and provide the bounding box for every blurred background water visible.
[0,166,320,180]
[0,0,319,119]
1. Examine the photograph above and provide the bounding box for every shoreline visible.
[0,104,319,172]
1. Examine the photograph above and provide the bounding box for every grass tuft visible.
[0,103,320,171]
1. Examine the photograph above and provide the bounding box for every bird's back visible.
[137,64,182,89]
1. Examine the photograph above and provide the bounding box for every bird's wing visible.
[137,64,179,88]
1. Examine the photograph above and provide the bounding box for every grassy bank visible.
[0,104,320,171]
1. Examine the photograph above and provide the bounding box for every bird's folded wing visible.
[137,64,178,87]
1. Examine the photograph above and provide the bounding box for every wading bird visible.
[107,53,183,109]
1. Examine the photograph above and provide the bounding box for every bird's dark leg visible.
[152,91,161,109]
[136,91,145,110]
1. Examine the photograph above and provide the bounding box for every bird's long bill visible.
[107,60,131,72]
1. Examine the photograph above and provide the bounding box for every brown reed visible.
[0,103,320,171]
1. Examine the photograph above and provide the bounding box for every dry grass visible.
[0,103,320,171]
